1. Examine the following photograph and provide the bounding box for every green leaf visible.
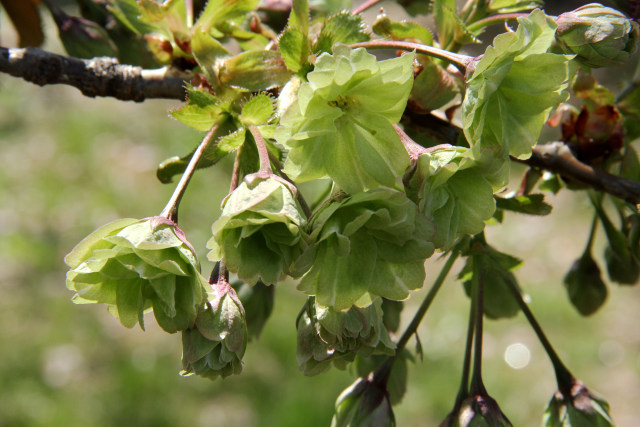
[411,60,459,112]
[620,145,640,181]
[191,28,230,89]
[495,194,552,216]
[594,202,640,285]
[463,10,571,161]
[288,0,309,35]
[195,0,259,32]
[461,234,522,319]
[219,50,292,91]
[109,0,157,35]
[564,252,608,316]
[170,85,224,131]
[315,11,370,54]
[239,93,275,127]
[433,0,457,48]
[280,28,309,73]
[372,11,433,45]
[137,0,187,39]
[538,171,562,194]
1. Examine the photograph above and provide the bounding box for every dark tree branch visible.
[0,47,189,102]
[405,112,640,206]
[513,142,640,207]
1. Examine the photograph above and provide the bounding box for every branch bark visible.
[514,142,640,206]
[0,47,189,102]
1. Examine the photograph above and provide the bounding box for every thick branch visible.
[514,142,640,206]
[0,47,189,102]
[405,113,640,205]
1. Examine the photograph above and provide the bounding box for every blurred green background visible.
[1,3,639,426]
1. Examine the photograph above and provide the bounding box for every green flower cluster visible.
[296,188,435,311]
[409,148,495,250]
[296,297,395,375]
[65,217,207,333]
[276,44,415,194]
[181,281,247,380]
[555,3,638,69]
[207,177,307,285]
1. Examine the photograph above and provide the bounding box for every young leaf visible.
[239,94,275,127]
[170,85,225,131]
[195,0,259,33]
[219,51,292,91]
[410,60,459,112]
[190,28,230,89]
[280,28,310,73]
[489,0,543,14]
[495,194,552,216]
[463,9,571,160]
[314,11,370,54]
[372,11,434,45]
[564,252,608,316]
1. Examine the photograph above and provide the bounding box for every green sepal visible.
[543,380,614,427]
[331,374,396,427]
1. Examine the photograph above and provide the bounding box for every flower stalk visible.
[160,125,218,222]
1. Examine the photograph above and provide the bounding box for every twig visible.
[351,0,383,15]
[349,40,473,72]
[513,142,640,206]
[0,47,189,101]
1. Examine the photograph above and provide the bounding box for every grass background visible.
[0,2,639,426]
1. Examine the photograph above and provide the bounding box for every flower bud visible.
[180,281,247,380]
[332,371,395,427]
[555,4,639,68]
[543,379,614,426]
[65,217,207,332]
[207,178,307,285]
[563,251,608,316]
[296,298,395,376]
[441,392,512,426]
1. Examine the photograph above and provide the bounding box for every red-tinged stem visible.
[393,123,453,160]
[466,13,530,33]
[248,125,273,174]
[352,0,383,15]
[350,40,473,72]
[159,125,218,222]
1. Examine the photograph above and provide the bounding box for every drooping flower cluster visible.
[296,297,395,375]
[207,177,308,285]
[65,217,208,333]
